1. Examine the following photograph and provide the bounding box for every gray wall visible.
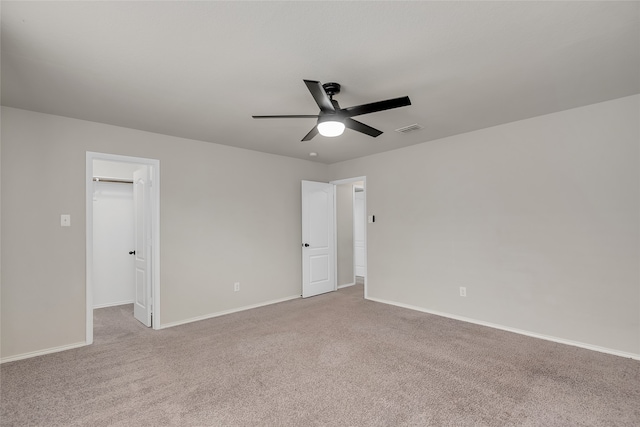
[330,95,640,356]
[2,95,638,360]
[336,183,354,286]
[1,107,328,359]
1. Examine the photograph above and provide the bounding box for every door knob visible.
[303,243,310,247]
[129,250,136,255]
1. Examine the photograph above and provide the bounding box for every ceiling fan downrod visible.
[322,82,341,100]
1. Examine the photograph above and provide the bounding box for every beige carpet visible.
[1,284,639,426]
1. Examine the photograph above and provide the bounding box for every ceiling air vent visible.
[395,123,423,134]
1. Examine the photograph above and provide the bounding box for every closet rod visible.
[93,177,133,184]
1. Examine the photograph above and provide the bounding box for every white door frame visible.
[330,176,367,299]
[85,152,161,344]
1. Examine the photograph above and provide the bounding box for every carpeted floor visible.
[1,284,639,426]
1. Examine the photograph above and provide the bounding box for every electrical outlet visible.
[459,287,466,297]
[234,282,240,292]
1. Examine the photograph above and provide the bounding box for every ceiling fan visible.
[252,80,411,141]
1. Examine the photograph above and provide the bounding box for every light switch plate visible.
[61,214,71,227]
[368,215,375,224]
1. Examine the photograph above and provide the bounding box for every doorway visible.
[85,152,161,345]
[331,176,367,299]
[92,167,135,308]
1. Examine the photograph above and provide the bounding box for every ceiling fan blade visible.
[344,118,383,138]
[304,80,335,112]
[252,115,319,119]
[301,126,319,141]
[343,96,411,117]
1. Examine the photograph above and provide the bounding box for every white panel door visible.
[133,167,152,327]
[93,181,135,308]
[302,180,336,298]
[354,190,366,277]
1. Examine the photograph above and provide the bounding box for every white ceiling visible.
[2,1,638,164]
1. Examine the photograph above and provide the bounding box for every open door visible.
[133,166,152,326]
[301,180,336,298]
[354,189,366,278]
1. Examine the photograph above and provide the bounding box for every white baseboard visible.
[159,294,301,330]
[1,341,87,364]
[338,282,355,289]
[366,296,640,361]
[93,300,134,309]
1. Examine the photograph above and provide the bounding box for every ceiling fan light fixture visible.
[317,116,345,137]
